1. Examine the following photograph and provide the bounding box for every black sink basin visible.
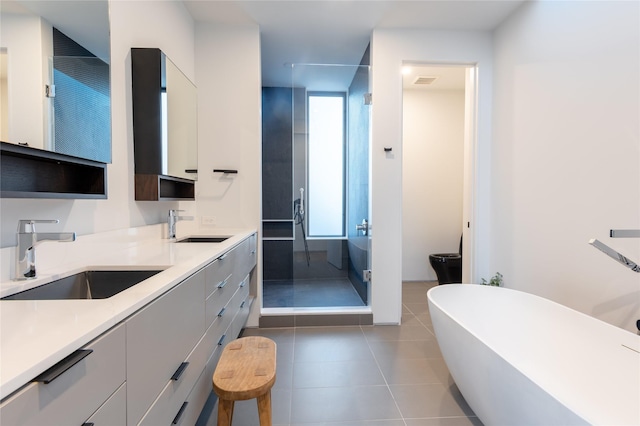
[2,270,163,300]
[176,236,229,243]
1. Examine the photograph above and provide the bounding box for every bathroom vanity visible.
[0,226,257,425]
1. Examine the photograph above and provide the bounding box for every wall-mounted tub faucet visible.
[15,220,76,280]
[589,229,640,273]
[168,210,194,239]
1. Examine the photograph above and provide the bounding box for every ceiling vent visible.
[413,76,438,85]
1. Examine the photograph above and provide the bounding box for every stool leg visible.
[256,391,272,426]
[217,399,234,426]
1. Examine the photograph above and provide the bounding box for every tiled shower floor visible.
[263,278,366,308]
[198,281,482,426]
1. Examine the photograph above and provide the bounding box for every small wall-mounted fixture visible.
[45,84,56,98]
[384,147,392,152]
[213,169,238,174]
[610,229,640,238]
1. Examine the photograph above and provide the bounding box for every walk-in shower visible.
[262,58,371,309]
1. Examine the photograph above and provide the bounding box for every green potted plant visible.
[480,272,503,286]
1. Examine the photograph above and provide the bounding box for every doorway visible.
[401,63,476,284]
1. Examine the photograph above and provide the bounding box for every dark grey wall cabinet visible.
[0,142,107,199]
[131,48,197,201]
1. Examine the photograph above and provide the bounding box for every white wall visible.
[371,29,493,324]
[402,89,465,281]
[492,1,640,331]
[0,0,195,247]
[194,23,261,230]
[194,23,262,326]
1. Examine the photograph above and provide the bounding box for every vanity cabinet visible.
[0,233,257,426]
[126,268,206,425]
[0,323,126,426]
[135,235,256,425]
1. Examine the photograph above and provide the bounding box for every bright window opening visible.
[307,93,346,237]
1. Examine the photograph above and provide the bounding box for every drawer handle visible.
[34,349,93,384]
[217,273,232,289]
[217,334,226,346]
[250,250,256,255]
[218,307,226,317]
[171,362,189,381]
[240,280,246,288]
[240,301,246,309]
[172,401,188,425]
[219,253,228,260]
[81,423,94,426]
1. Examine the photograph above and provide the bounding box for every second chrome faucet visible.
[168,210,193,240]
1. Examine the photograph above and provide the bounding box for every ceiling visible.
[1,0,110,61]
[183,0,526,87]
[1,1,525,89]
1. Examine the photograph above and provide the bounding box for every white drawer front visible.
[0,323,126,426]
[175,367,212,426]
[85,382,126,426]
[223,281,247,330]
[229,294,252,341]
[238,274,250,303]
[126,268,205,425]
[138,331,209,426]
[233,234,257,280]
[205,275,237,328]
[205,251,235,299]
[203,316,225,360]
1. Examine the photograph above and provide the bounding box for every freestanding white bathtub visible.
[427,284,640,426]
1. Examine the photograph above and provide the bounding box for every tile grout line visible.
[360,319,409,426]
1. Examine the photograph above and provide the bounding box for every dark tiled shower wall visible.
[263,240,293,281]
[262,86,294,283]
[262,87,293,220]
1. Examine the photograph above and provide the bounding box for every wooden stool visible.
[212,336,277,426]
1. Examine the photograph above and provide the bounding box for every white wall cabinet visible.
[0,233,257,426]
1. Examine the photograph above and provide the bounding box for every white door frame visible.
[462,65,478,282]
[399,61,479,284]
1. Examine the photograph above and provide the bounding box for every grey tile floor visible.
[203,281,482,426]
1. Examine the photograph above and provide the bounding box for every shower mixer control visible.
[356,219,369,236]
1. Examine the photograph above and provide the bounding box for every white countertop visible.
[0,224,256,400]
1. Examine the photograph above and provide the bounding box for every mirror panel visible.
[166,57,198,180]
[132,47,198,191]
[0,0,111,163]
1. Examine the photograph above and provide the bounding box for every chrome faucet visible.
[589,229,640,273]
[168,210,193,240]
[15,220,76,280]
